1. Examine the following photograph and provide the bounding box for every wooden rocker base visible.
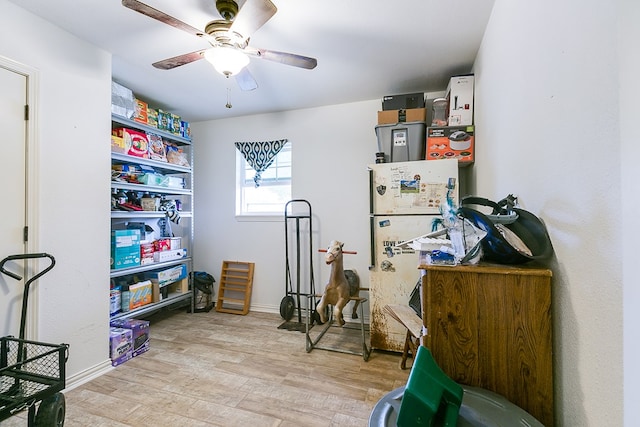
[305,295,371,361]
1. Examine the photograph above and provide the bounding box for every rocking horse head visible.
[325,240,344,265]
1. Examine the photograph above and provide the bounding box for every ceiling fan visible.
[121,0,318,91]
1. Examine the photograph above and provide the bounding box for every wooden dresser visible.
[419,264,553,426]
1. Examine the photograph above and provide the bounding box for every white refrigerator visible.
[368,159,459,352]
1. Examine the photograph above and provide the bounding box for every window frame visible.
[235,142,291,220]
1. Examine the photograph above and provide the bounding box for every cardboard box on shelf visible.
[111,135,127,154]
[180,120,191,140]
[140,242,155,265]
[152,278,189,303]
[146,264,187,287]
[426,126,475,165]
[128,280,153,310]
[157,109,171,132]
[377,108,426,125]
[169,237,182,250]
[113,127,149,159]
[133,98,148,124]
[153,248,187,263]
[154,238,171,252]
[147,108,158,128]
[446,75,474,126]
[111,229,141,270]
[382,93,425,111]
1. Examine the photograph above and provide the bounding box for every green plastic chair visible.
[397,346,464,426]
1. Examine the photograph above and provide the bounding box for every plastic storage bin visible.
[375,121,426,162]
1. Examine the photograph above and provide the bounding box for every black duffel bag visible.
[458,195,553,265]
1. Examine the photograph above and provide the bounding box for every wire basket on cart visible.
[0,337,68,421]
[0,253,68,426]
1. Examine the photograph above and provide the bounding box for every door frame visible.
[0,54,40,338]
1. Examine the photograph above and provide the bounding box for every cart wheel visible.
[280,296,295,320]
[34,392,65,427]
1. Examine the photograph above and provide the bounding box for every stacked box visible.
[170,114,181,136]
[111,229,141,269]
[110,288,121,316]
[180,120,191,140]
[153,278,189,302]
[377,108,426,125]
[153,248,187,263]
[109,327,133,366]
[157,109,170,132]
[129,280,153,310]
[446,75,474,126]
[140,242,155,265]
[111,135,127,154]
[426,126,475,165]
[133,98,148,124]
[146,264,187,287]
[169,237,181,250]
[147,108,158,128]
[110,318,150,357]
[113,128,149,159]
[154,238,171,252]
[147,133,167,162]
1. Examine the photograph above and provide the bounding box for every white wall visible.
[473,0,626,425]
[0,0,112,380]
[620,1,640,425]
[192,100,381,311]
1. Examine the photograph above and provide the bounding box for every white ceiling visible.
[10,0,495,122]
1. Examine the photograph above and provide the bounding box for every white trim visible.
[0,55,40,339]
[64,359,113,391]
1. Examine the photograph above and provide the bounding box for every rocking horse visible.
[316,240,362,326]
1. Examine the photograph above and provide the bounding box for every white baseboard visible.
[64,359,113,392]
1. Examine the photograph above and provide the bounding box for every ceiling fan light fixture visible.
[204,47,249,77]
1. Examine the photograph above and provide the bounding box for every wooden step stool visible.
[216,261,255,315]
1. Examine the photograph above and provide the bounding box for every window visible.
[236,142,291,216]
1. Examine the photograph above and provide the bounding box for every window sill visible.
[235,214,284,222]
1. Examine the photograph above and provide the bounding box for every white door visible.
[0,64,28,337]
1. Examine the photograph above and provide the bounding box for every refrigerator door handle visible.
[369,215,376,269]
[368,168,374,215]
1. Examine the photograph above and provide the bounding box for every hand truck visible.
[0,253,69,426]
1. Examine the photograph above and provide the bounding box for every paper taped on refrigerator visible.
[369,159,458,215]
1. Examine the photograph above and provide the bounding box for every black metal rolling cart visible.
[279,199,317,331]
[0,253,69,427]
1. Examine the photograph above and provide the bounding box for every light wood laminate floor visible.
[5,309,410,426]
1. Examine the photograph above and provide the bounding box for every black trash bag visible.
[191,271,216,312]
[458,195,553,265]
[192,271,215,295]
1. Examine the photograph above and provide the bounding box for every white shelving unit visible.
[110,113,194,321]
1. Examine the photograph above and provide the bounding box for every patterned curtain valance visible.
[234,139,288,187]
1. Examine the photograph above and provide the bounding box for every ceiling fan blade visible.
[152,50,207,70]
[235,68,258,91]
[121,0,216,45]
[230,0,277,38]
[247,48,318,70]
